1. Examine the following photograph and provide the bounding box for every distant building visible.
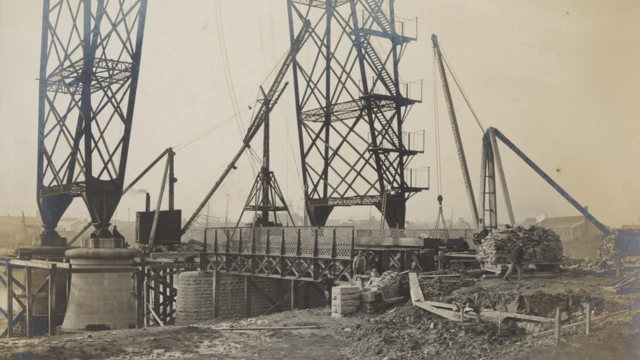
[535,209,606,259]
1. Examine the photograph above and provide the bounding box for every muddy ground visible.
[1,273,639,360]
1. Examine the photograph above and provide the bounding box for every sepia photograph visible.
[0,0,638,359]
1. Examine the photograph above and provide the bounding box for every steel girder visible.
[287,0,423,229]
[36,0,147,242]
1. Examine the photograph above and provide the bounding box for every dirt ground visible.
[1,272,639,360]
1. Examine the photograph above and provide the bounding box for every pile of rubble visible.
[599,229,640,260]
[366,271,400,299]
[476,225,563,265]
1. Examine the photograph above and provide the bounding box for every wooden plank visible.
[423,301,554,323]
[409,272,424,304]
[414,302,460,322]
[218,326,321,331]
[419,274,461,278]
[147,302,164,327]
[65,267,138,274]
[251,279,277,305]
[8,259,53,269]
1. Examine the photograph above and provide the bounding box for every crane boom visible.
[432,34,480,229]
[181,20,312,235]
[491,127,610,236]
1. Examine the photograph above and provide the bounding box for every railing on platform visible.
[203,227,355,282]
[356,228,475,240]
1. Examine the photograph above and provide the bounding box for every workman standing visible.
[504,244,525,281]
[320,277,334,309]
[353,250,366,277]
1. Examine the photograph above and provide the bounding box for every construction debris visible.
[476,225,563,265]
[604,270,640,295]
[365,271,400,300]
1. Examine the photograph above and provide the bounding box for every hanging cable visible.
[215,0,258,175]
[439,45,485,133]
[172,108,250,151]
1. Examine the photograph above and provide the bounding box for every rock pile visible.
[476,225,563,265]
[366,271,400,300]
[599,228,640,259]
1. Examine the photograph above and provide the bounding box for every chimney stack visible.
[145,193,150,212]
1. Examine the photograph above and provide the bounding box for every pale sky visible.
[1,0,639,228]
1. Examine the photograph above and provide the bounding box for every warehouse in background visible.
[535,207,607,259]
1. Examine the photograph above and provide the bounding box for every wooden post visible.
[169,268,174,323]
[275,278,284,313]
[616,255,622,279]
[26,267,33,338]
[163,269,168,322]
[135,269,144,328]
[212,270,220,318]
[498,310,502,336]
[554,307,561,344]
[585,303,591,335]
[48,264,57,336]
[153,270,160,324]
[290,279,296,310]
[7,263,13,338]
[143,273,149,328]
[251,230,256,274]
[201,230,208,270]
[244,276,252,318]
[313,229,319,280]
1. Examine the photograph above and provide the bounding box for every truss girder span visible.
[288,0,424,229]
[37,0,148,242]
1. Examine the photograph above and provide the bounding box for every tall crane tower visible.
[287,0,427,229]
[36,0,148,245]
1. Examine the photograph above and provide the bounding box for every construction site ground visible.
[1,272,639,360]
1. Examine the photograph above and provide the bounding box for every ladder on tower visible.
[380,187,389,230]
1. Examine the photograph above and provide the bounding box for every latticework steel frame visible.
[36,0,147,243]
[204,227,355,282]
[287,0,425,228]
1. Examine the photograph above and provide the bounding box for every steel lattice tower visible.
[37,0,148,244]
[287,0,426,228]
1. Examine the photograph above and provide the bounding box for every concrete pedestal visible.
[61,248,137,331]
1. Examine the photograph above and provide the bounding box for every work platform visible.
[202,226,355,283]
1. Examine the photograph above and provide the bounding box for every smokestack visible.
[145,193,150,212]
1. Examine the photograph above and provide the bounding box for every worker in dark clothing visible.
[320,277,334,308]
[375,257,386,276]
[504,244,525,281]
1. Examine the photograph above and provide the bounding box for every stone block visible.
[333,299,360,308]
[332,294,360,302]
[333,286,360,295]
[362,291,379,302]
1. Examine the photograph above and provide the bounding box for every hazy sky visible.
[1,0,639,228]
